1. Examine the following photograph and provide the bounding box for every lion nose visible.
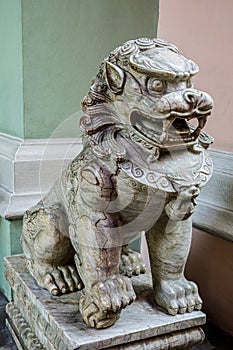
[183,89,214,114]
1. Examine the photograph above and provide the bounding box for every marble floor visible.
[0,291,232,350]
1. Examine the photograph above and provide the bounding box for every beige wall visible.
[158,0,233,152]
[186,229,233,335]
[140,2,233,333]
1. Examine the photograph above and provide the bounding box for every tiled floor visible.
[0,291,232,350]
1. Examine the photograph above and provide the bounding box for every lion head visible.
[80,38,213,159]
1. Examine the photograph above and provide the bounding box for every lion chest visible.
[77,159,150,218]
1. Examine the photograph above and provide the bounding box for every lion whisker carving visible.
[21,37,213,329]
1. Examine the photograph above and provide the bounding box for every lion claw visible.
[79,275,136,328]
[154,278,203,315]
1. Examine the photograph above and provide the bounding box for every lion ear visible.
[105,61,125,94]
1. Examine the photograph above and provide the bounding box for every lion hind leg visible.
[33,263,83,296]
[120,244,146,277]
[21,202,83,295]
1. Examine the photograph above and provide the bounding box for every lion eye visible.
[147,78,166,95]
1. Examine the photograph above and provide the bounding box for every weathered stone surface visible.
[20,38,214,328]
[5,255,205,350]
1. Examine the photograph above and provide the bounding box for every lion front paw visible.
[120,245,146,277]
[79,275,136,328]
[154,277,202,315]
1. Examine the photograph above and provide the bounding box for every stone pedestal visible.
[4,255,205,350]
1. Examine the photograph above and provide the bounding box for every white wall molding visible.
[0,132,83,219]
[0,132,23,160]
[193,149,233,242]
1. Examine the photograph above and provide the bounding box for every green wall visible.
[0,0,24,138]
[0,218,22,299]
[22,0,159,139]
[0,0,159,139]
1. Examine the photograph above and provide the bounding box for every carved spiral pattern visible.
[132,167,144,178]
[146,172,170,189]
[128,179,148,193]
[146,172,158,183]
[80,115,92,128]
[142,185,148,193]
[120,161,175,192]
[135,38,155,50]
[119,41,138,56]
[108,37,180,65]
[86,96,94,105]
[159,177,170,188]
[129,179,138,188]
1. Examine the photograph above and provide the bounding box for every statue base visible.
[4,255,205,350]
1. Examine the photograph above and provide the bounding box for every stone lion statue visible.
[21,38,214,329]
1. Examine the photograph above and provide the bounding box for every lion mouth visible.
[130,88,213,149]
[130,109,208,148]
